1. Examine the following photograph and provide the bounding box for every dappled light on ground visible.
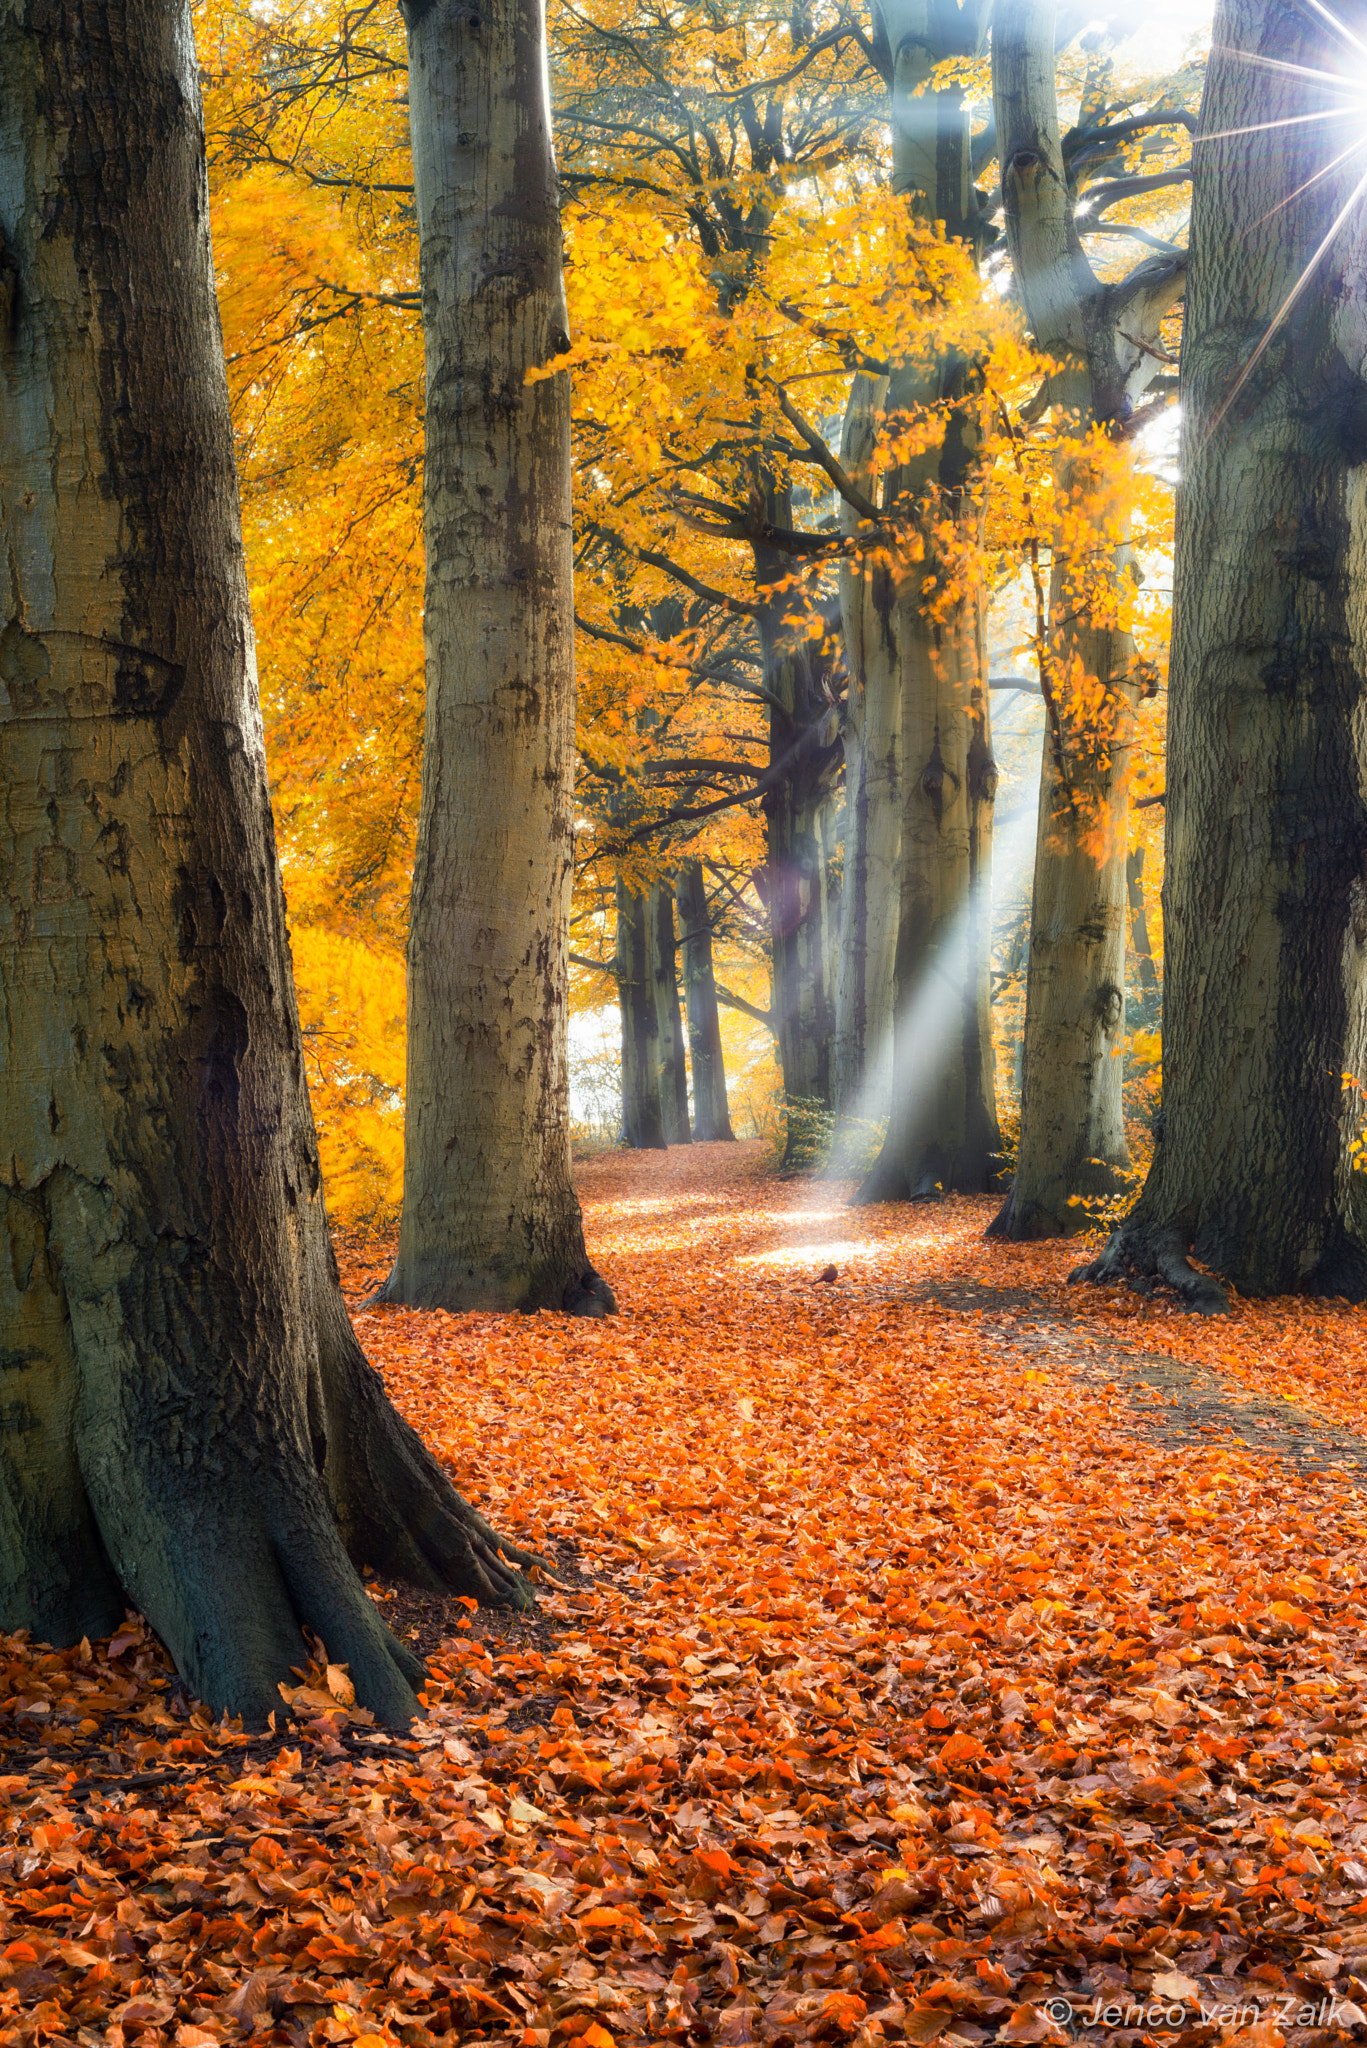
[6,1147,1367,2042]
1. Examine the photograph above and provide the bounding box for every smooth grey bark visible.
[675,862,735,1141]
[381,0,606,1313]
[1079,0,1367,1308]
[615,879,667,1150]
[834,375,900,1131]
[987,0,1185,1239]
[0,0,538,1726]
[851,0,1002,1203]
[649,883,691,1145]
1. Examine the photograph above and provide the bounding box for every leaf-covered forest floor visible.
[9,1145,1367,2046]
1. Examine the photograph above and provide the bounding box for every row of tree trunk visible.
[745,0,1177,1226]
[616,864,735,1147]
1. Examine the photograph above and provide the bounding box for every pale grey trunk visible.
[989,0,1184,1239]
[834,375,900,1129]
[382,0,601,1312]
[0,0,538,1726]
[650,881,691,1144]
[615,879,666,1150]
[1081,0,1367,1308]
[676,861,735,1142]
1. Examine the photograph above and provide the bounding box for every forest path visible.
[10,1146,1367,2046]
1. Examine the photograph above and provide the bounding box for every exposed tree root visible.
[1069,1219,1230,1315]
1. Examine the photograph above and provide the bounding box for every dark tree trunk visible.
[0,0,537,1726]
[380,0,600,1312]
[615,880,667,1150]
[1079,0,1367,1310]
[650,883,691,1145]
[1126,846,1159,1006]
[675,862,735,1141]
[756,553,842,1149]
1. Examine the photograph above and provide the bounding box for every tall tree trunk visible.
[834,376,901,1130]
[988,0,1184,1240]
[856,423,1002,1199]
[1080,0,1367,1309]
[757,539,843,1140]
[1127,845,1159,1006]
[852,2,1002,1202]
[0,0,538,1725]
[650,882,691,1144]
[615,880,667,1150]
[675,862,735,1141]
[380,0,604,1312]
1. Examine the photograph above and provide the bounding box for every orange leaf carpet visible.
[6,1143,1367,2045]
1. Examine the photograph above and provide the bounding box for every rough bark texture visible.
[0,0,538,1726]
[852,0,1002,1202]
[380,0,596,1312]
[615,880,667,1150]
[675,863,735,1142]
[987,0,1183,1239]
[649,883,691,1145]
[1079,0,1367,1309]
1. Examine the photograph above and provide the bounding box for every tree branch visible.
[773,384,881,520]
[1080,164,1192,216]
[715,985,776,1033]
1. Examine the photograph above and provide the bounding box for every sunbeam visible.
[822,793,1042,1205]
[1205,156,1367,442]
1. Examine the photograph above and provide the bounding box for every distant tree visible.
[1080,0,1367,1307]
[0,0,536,1722]
[616,881,668,1149]
[988,0,1187,1239]
[848,0,1004,1203]
[676,862,737,1141]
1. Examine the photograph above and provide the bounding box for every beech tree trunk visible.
[380,0,604,1312]
[0,0,538,1725]
[1127,845,1159,1007]
[852,1,1002,1202]
[757,535,843,1136]
[834,376,900,1130]
[615,880,667,1150]
[987,0,1184,1239]
[650,883,691,1145]
[1080,0,1367,1309]
[675,862,735,1142]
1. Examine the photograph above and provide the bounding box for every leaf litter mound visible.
[8,1145,1367,2046]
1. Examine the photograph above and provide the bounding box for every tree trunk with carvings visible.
[379,0,607,1313]
[1079,0,1367,1308]
[0,0,538,1727]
